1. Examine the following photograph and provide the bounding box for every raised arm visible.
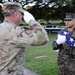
[6,11,49,47]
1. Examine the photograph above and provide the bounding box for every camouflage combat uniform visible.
[0,20,48,75]
[52,28,75,75]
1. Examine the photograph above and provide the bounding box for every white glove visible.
[23,11,35,24]
[56,34,66,45]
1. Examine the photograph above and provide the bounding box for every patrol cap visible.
[2,2,24,15]
[64,13,75,21]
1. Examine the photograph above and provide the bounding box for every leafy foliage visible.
[0,0,75,22]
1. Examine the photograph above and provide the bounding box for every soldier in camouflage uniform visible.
[0,2,49,75]
[52,13,75,75]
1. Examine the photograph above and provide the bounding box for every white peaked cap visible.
[23,11,35,24]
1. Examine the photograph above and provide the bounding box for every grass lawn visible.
[24,33,58,75]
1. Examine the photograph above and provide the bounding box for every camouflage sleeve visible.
[7,23,49,47]
[28,20,49,46]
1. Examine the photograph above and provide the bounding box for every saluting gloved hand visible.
[23,10,40,27]
[23,10,48,39]
[23,10,35,24]
[56,34,66,45]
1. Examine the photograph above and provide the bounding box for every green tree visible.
[0,0,75,22]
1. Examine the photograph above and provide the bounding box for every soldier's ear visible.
[13,12,18,17]
[13,11,21,18]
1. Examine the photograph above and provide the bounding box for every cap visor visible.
[64,18,73,21]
